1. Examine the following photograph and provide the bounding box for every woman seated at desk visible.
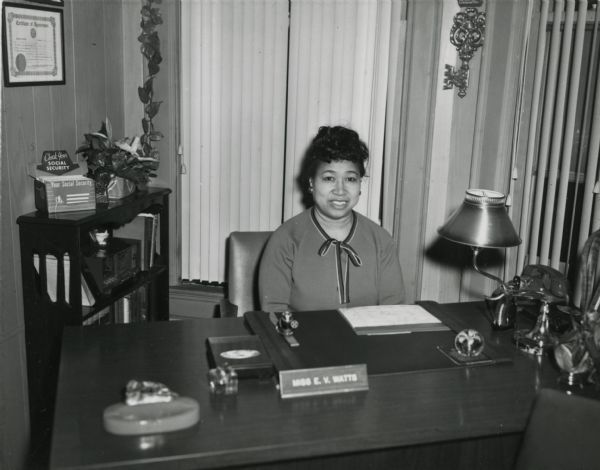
[259,125,405,312]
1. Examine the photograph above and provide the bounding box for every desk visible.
[51,302,562,470]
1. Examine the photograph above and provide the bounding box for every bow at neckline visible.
[311,208,362,304]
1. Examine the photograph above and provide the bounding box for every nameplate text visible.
[279,364,368,399]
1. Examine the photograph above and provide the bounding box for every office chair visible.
[220,231,272,317]
[514,388,600,470]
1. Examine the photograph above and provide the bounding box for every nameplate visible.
[279,364,369,399]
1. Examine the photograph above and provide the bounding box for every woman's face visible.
[310,160,362,221]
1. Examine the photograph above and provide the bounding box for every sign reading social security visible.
[278,364,368,399]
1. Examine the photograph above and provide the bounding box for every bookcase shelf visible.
[81,265,168,319]
[17,186,171,451]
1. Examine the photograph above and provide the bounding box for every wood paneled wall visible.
[0,1,130,467]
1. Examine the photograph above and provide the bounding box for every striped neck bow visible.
[311,208,362,304]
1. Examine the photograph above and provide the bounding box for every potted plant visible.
[553,311,599,385]
[76,119,159,201]
[553,231,600,386]
[77,0,163,202]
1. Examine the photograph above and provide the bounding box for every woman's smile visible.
[330,199,349,208]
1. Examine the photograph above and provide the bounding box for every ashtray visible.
[104,397,200,435]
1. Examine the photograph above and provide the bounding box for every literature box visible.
[34,175,96,213]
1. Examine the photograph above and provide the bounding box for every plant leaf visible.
[148,62,160,76]
[138,86,150,104]
[149,131,163,141]
[146,101,162,119]
[144,77,154,96]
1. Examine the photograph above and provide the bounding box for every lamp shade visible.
[438,189,521,248]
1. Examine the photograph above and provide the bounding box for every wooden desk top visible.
[50,302,564,469]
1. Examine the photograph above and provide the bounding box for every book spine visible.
[150,214,159,267]
[82,307,111,326]
[123,295,131,323]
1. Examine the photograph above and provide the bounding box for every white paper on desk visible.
[338,305,450,335]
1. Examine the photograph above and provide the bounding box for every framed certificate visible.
[26,0,64,5]
[27,1,65,5]
[2,2,65,86]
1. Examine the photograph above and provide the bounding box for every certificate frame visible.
[26,0,64,6]
[2,2,65,86]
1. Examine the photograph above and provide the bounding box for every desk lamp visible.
[438,188,521,316]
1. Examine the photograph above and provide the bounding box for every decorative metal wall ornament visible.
[443,5,486,98]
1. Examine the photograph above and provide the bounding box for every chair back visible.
[223,231,272,317]
[514,388,600,470]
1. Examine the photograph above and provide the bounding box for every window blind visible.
[283,0,394,222]
[180,0,398,283]
[180,0,289,282]
[513,0,600,279]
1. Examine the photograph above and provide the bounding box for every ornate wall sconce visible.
[443,0,486,98]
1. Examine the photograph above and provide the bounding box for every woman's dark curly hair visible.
[299,126,369,194]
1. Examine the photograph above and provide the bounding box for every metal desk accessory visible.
[269,311,300,348]
[513,297,554,356]
[499,264,570,356]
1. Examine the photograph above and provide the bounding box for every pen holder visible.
[276,311,299,336]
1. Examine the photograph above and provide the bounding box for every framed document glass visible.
[2,2,65,86]
[26,1,65,5]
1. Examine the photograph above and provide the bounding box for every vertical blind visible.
[180,0,398,282]
[180,0,289,282]
[283,0,393,221]
[513,0,600,279]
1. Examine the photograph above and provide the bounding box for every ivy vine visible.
[138,0,163,160]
